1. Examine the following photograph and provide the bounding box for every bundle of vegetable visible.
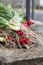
[0,3,38,49]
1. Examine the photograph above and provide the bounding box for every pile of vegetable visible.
[0,3,38,49]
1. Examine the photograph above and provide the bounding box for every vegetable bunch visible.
[0,3,37,49]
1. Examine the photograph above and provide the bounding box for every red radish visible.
[19,38,25,45]
[17,30,23,36]
[24,39,30,44]
[8,36,14,41]
[19,37,30,45]
[23,22,30,29]
[27,20,33,25]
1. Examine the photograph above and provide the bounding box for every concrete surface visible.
[0,30,43,65]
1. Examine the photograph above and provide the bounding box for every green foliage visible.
[0,3,14,21]
[0,3,27,28]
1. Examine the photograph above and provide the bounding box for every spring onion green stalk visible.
[0,3,26,31]
[0,3,14,21]
[0,17,20,31]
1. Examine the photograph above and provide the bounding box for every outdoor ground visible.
[32,9,43,34]
[34,9,43,22]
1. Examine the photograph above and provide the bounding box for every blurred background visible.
[0,0,40,8]
[0,0,43,22]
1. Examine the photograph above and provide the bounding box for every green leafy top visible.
[0,3,14,21]
[0,3,27,28]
